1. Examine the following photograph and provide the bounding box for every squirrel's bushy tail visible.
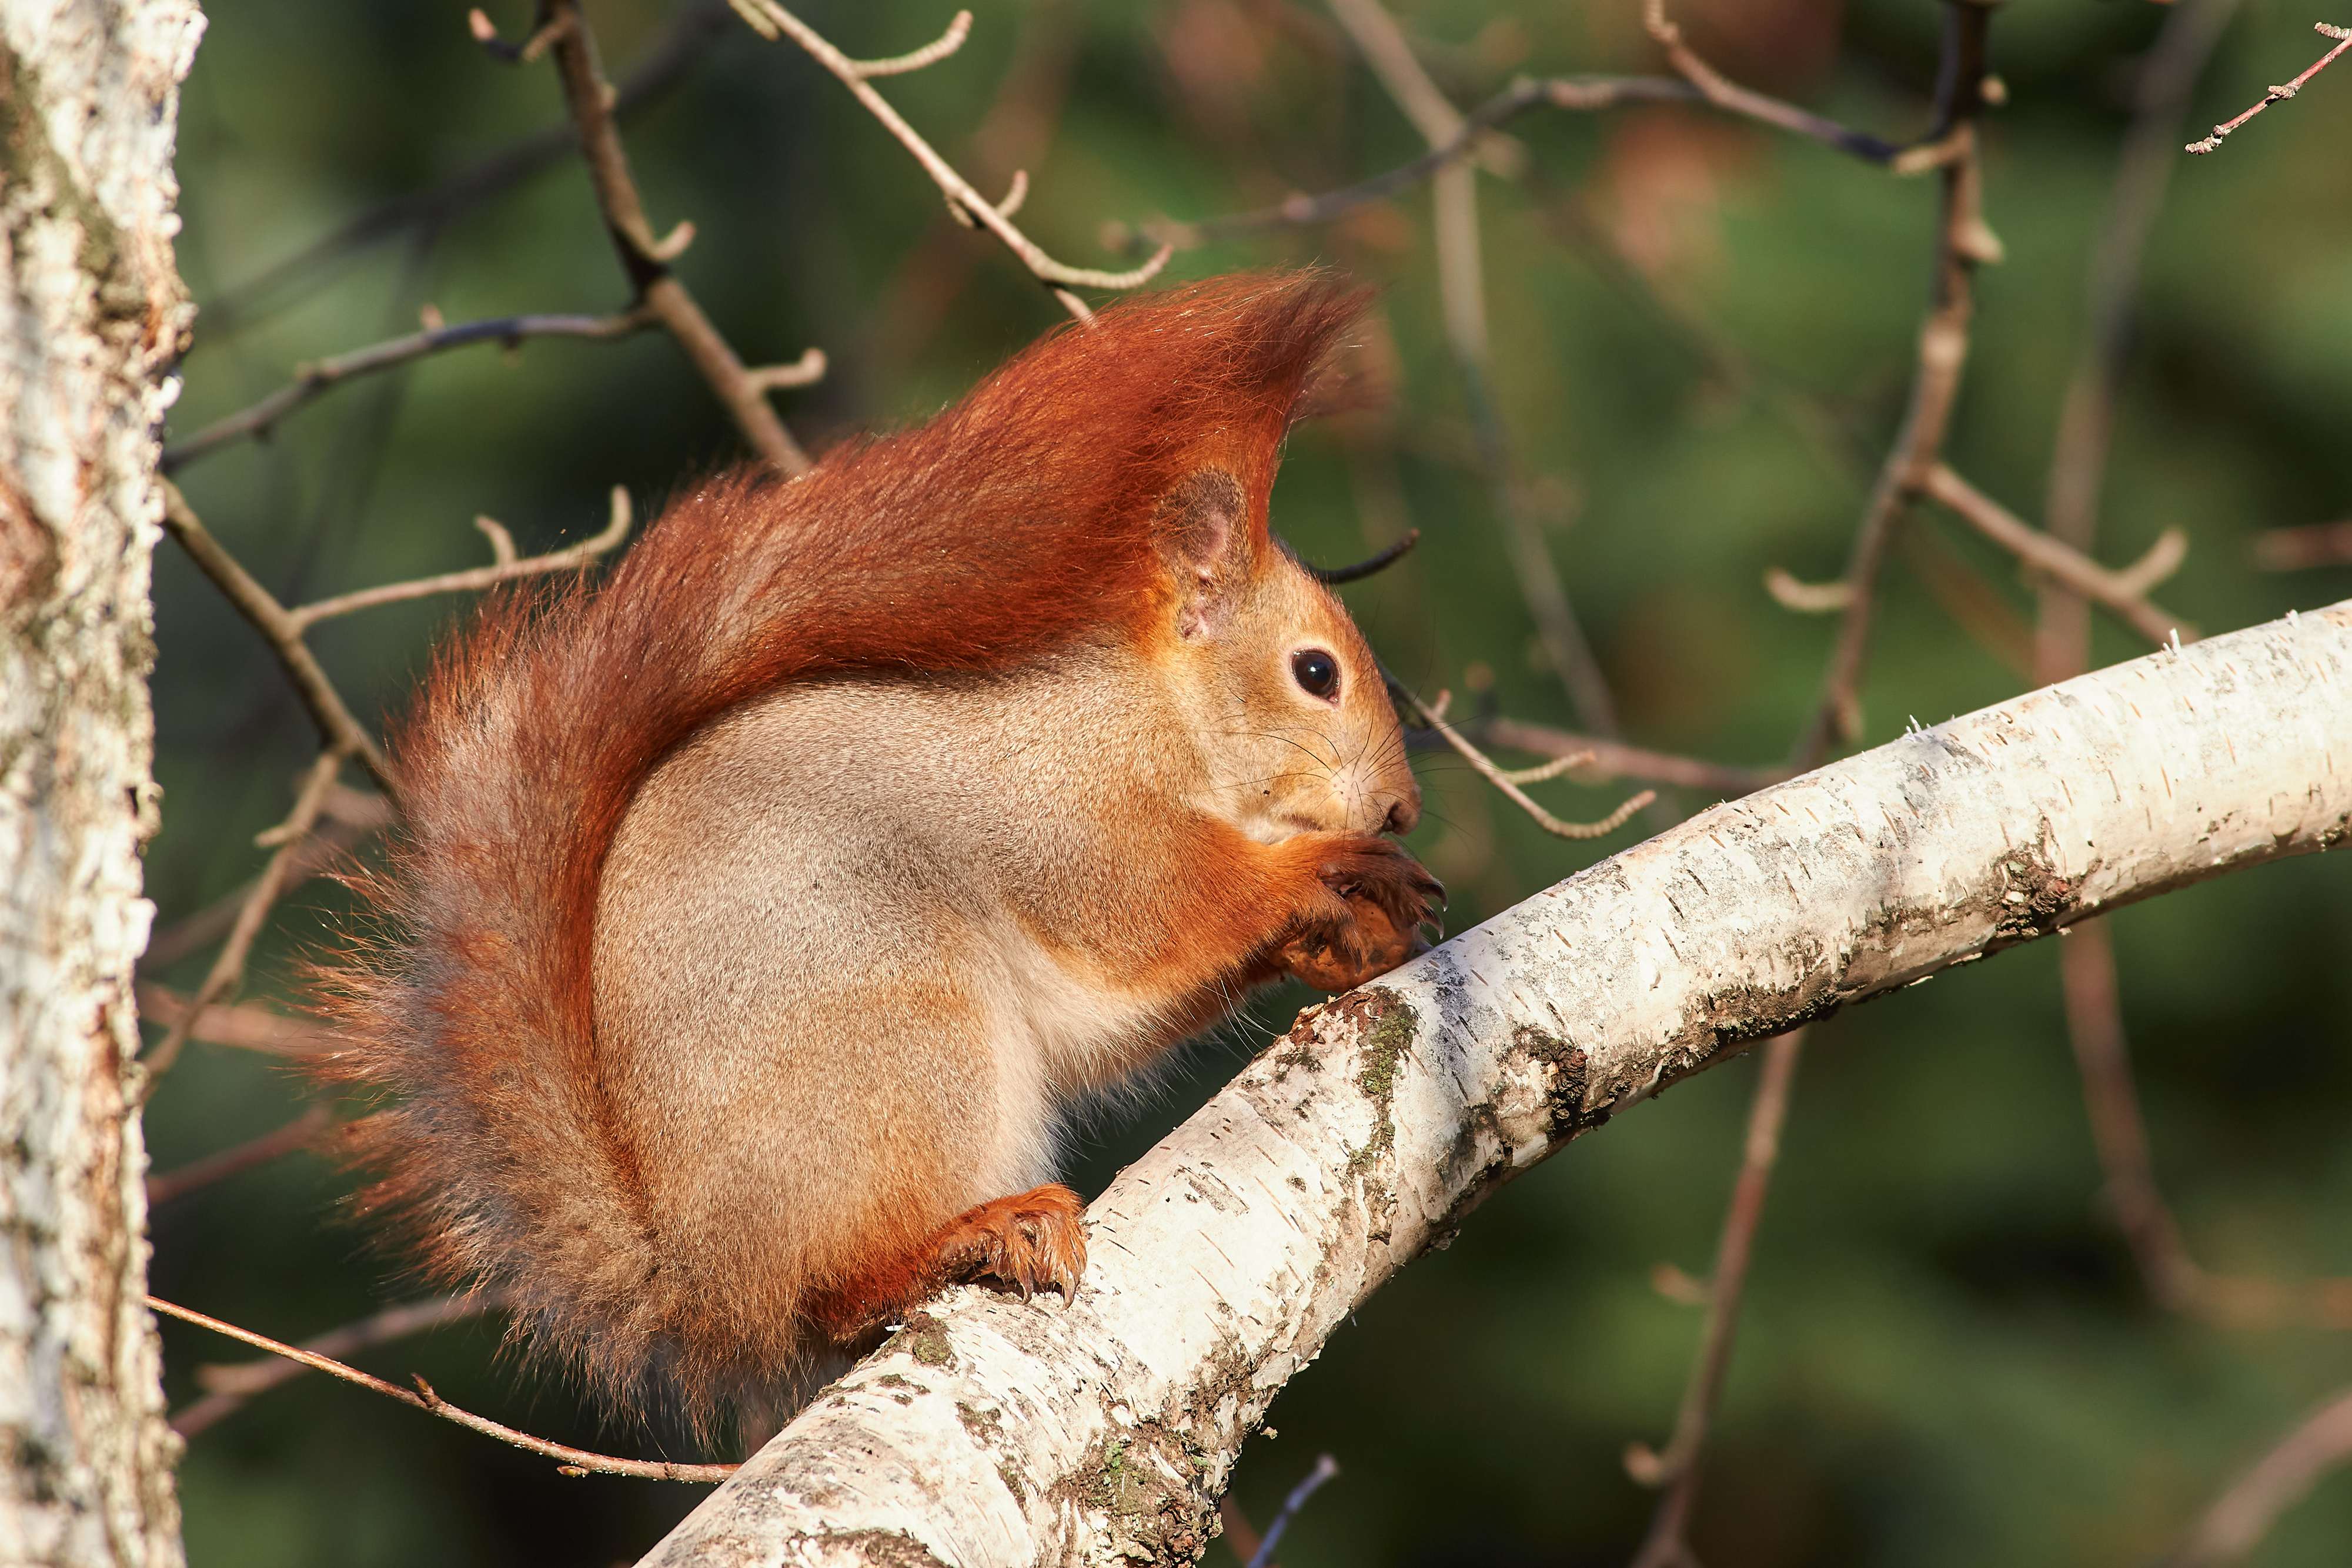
[308,272,1367,1436]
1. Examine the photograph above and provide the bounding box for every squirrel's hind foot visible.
[932,1183,1088,1306]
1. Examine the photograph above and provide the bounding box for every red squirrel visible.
[312,271,1440,1444]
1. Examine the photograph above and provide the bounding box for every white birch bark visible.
[0,1,203,1562]
[643,600,2352,1568]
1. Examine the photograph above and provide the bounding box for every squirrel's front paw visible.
[932,1183,1087,1305]
[1280,835,1445,992]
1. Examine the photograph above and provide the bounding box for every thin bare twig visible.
[172,1295,493,1439]
[2187,22,2352,154]
[163,306,656,473]
[1136,65,1907,253]
[148,1295,734,1482]
[1474,717,1783,798]
[2166,1386,2352,1566]
[726,0,1170,322]
[1627,1029,1806,1568]
[136,748,351,1089]
[539,0,814,472]
[146,1106,333,1208]
[286,486,633,632]
[1391,680,1652,840]
[159,485,393,789]
[1309,528,1420,585]
[1920,464,2193,648]
[1244,1455,1340,1568]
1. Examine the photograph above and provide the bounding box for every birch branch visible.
[643,600,2352,1568]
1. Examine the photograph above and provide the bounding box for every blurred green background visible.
[147,1,2352,1563]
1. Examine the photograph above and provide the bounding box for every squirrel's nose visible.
[1384,797,1419,835]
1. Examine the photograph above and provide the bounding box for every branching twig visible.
[539,0,814,472]
[159,485,393,789]
[1391,680,1653,839]
[146,1106,333,1208]
[172,1295,493,1439]
[286,486,633,632]
[1920,464,2193,648]
[2166,1386,2352,1566]
[2186,22,2351,154]
[1626,1029,1806,1568]
[163,306,656,473]
[1474,717,1783,798]
[726,0,1170,322]
[148,1295,734,1482]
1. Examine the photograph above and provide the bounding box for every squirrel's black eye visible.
[1291,648,1340,700]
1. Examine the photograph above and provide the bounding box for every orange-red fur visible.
[310,272,1425,1440]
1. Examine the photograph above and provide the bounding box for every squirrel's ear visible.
[1155,469,1255,641]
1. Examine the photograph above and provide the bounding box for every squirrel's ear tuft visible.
[1156,469,1252,640]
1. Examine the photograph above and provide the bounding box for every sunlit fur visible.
[308,272,1438,1446]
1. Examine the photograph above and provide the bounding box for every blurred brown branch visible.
[133,986,338,1058]
[146,1106,333,1208]
[2042,0,2241,680]
[2059,918,2352,1331]
[1627,1029,1806,1568]
[2166,1385,2352,1566]
[2253,519,2352,570]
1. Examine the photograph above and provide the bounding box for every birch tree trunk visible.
[643,600,2352,1568]
[0,2,203,1562]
